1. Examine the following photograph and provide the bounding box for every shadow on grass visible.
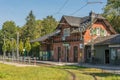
[51,65,87,70]
[89,72,120,77]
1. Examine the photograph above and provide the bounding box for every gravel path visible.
[0,61,37,67]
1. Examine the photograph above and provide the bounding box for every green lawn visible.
[0,63,70,80]
[53,65,120,80]
[0,63,120,80]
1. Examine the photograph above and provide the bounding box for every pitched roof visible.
[63,16,82,27]
[30,30,60,42]
[87,34,120,45]
[60,11,105,27]
[31,12,117,43]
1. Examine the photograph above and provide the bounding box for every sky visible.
[0,0,107,28]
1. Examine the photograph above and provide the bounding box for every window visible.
[58,47,61,61]
[104,30,107,36]
[111,48,116,60]
[117,49,120,59]
[96,27,100,36]
[90,28,97,36]
[63,28,70,37]
[88,50,91,59]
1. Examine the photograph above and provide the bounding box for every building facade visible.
[31,12,117,63]
[85,34,120,64]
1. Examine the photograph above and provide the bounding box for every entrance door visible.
[58,47,61,61]
[105,50,109,64]
[65,46,69,62]
[73,46,78,62]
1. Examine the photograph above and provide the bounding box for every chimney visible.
[89,11,96,22]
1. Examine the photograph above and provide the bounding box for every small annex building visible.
[86,34,120,64]
[31,11,117,63]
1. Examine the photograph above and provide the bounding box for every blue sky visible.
[0,0,107,28]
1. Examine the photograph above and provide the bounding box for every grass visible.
[53,65,120,80]
[0,63,70,80]
[0,63,120,80]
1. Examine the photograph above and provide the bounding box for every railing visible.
[53,36,81,42]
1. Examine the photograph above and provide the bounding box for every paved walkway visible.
[79,63,120,70]
[35,61,120,74]
[36,61,120,70]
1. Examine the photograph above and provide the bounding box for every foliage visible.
[103,0,120,33]
[2,21,17,38]
[22,10,36,40]
[25,38,31,54]
[41,16,58,36]
[35,20,43,38]
[0,11,58,55]
[5,39,12,53]
[2,42,6,52]
[31,42,40,56]
[19,40,23,55]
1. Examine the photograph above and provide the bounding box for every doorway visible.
[58,47,61,61]
[73,46,78,62]
[65,46,69,62]
[105,50,110,64]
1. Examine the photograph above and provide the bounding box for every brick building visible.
[31,12,116,63]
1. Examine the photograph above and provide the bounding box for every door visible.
[105,50,110,64]
[65,46,69,62]
[58,47,61,61]
[73,46,78,62]
[47,44,51,60]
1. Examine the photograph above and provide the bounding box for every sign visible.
[62,36,65,41]
[80,44,83,49]
[63,43,69,46]
[109,45,120,47]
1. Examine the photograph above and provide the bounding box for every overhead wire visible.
[70,0,105,16]
[53,0,69,15]
[70,3,88,15]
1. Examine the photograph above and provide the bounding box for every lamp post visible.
[78,26,85,63]
[11,38,14,62]
[90,11,94,63]
[16,32,19,62]
[3,35,6,62]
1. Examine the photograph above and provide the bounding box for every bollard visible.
[34,57,36,65]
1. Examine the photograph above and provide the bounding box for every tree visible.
[103,0,120,33]
[2,21,17,38]
[19,40,24,55]
[31,42,40,57]
[11,38,17,57]
[22,10,36,40]
[5,39,12,57]
[35,20,43,38]
[41,16,58,36]
[25,38,31,56]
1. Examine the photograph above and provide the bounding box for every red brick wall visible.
[53,41,84,62]
[84,22,111,44]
